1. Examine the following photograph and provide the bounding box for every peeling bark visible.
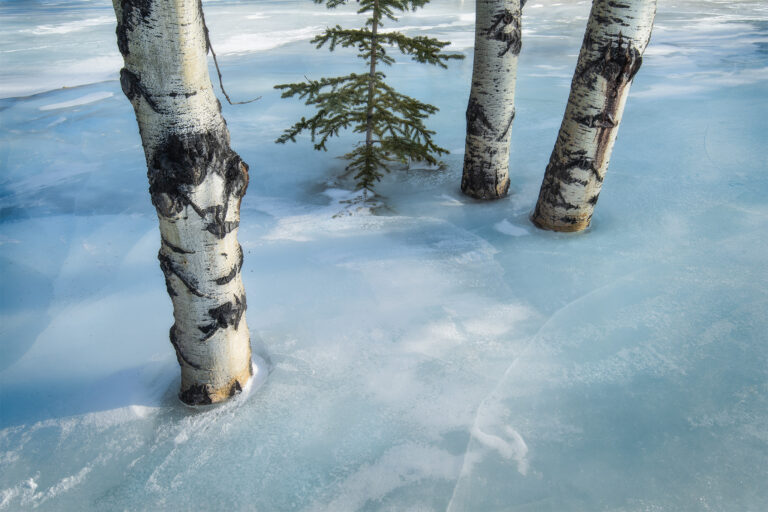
[532,0,657,232]
[461,0,522,200]
[113,0,252,404]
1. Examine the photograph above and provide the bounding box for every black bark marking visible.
[198,294,247,343]
[577,32,643,92]
[162,274,177,297]
[588,193,600,205]
[595,14,612,25]
[119,68,159,112]
[461,146,510,199]
[170,325,202,370]
[465,96,494,137]
[544,151,601,187]
[115,0,153,56]
[180,384,212,405]
[538,174,578,210]
[538,146,612,212]
[149,130,249,230]
[158,252,207,298]
[568,150,603,182]
[150,131,222,216]
[168,91,198,98]
[161,236,193,254]
[214,244,243,285]
[574,33,642,188]
[208,294,247,331]
[497,109,516,142]
[203,205,240,239]
[486,9,522,57]
[573,112,615,129]
[594,14,629,27]
[214,264,238,286]
[228,380,242,397]
[198,322,218,342]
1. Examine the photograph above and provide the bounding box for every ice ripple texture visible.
[1,0,768,510]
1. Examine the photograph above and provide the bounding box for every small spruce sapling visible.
[275,0,463,193]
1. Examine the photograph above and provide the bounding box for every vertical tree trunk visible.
[114,0,253,404]
[461,0,522,200]
[531,0,657,232]
[365,0,379,151]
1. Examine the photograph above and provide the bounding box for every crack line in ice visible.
[445,272,640,511]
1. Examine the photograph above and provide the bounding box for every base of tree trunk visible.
[461,156,511,199]
[530,210,591,232]
[179,361,254,405]
[461,185,510,200]
[460,176,510,200]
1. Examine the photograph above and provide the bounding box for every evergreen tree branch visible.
[377,32,464,67]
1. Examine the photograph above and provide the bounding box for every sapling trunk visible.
[365,0,379,150]
[113,0,253,404]
[461,0,522,200]
[531,0,657,231]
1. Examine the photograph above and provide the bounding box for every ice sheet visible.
[1,0,767,510]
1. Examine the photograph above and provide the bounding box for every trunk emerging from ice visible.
[531,0,657,231]
[461,0,522,200]
[113,0,253,404]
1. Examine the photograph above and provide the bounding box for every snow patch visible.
[309,444,462,512]
[39,92,114,111]
[215,26,324,55]
[438,194,465,206]
[471,425,530,475]
[26,17,113,35]
[494,219,529,237]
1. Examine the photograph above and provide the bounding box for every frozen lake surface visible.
[1,0,767,510]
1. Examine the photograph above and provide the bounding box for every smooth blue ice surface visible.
[1,0,768,510]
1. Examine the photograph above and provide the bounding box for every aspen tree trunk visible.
[461,0,522,199]
[531,0,656,231]
[114,0,253,404]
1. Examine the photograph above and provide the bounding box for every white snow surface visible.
[1,0,768,510]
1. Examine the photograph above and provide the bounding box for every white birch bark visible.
[113,0,253,404]
[531,0,657,231]
[461,0,522,199]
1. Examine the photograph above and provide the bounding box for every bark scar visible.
[120,68,160,112]
[170,325,202,370]
[198,294,247,341]
[214,244,243,285]
[576,32,643,91]
[115,0,153,56]
[158,252,208,298]
[179,384,213,405]
[161,236,193,254]
[465,96,494,137]
[149,130,249,234]
[486,8,522,57]
[497,109,516,142]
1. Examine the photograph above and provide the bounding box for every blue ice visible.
[1,0,767,510]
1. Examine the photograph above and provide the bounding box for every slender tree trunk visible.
[114,0,253,404]
[365,1,379,150]
[461,0,522,200]
[531,0,657,232]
